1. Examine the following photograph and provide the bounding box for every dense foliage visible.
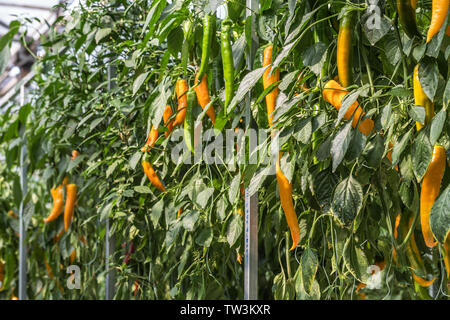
[0,0,449,300]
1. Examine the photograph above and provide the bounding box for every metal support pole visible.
[105,64,116,300]
[244,0,259,300]
[18,84,27,300]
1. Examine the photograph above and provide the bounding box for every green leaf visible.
[228,66,268,114]
[330,121,354,172]
[343,237,369,283]
[216,196,228,221]
[392,128,413,166]
[151,198,164,228]
[300,247,318,294]
[195,228,213,247]
[293,118,312,144]
[418,59,439,101]
[0,46,10,74]
[430,109,446,146]
[229,174,240,204]
[331,175,363,225]
[0,20,20,51]
[227,213,243,247]
[363,134,384,168]
[409,105,426,125]
[195,187,214,209]
[165,223,181,248]
[412,128,433,182]
[430,186,450,243]
[141,0,167,38]
[167,27,183,55]
[302,42,327,75]
[95,28,111,43]
[133,72,149,96]
[134,186,152,194]
[182,211,200,231]
[312,169,339,212]
[129,152,142,170]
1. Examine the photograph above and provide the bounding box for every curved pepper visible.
[276,152,301,251]
[141,125,159,152]
[420,145,446,247]
[323,80,374,136]
[163,105,174,137]
[184,88,196,154]
[194,73,216,124]
[413,64,434,131]
[44,184,65,223]
[262,45,280,127]
[142,160,166,191]
[426,0,449,42]
[64,184,77,232]
[173,79,188,127]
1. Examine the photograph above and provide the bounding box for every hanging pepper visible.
[194,73,216,124]
[420,145,446,247]
[142,157,166,191]
[64,184,77,232]
[162,105,174,137]
[196,14,216,84]
[426,0,449,42]
[262,45,280,127]
[323,80,374,136]
[397,0,420,38]
[337,8,355,88]
[184,88,196,154]
[44,184,65,223]
[220,18,235,114]
[276,152,301,251]
[71,150,80,160]
[141,125,159,152]
[173,79,188,127]
[413,64,434,131]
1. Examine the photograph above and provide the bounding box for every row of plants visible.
[0,0,449,299]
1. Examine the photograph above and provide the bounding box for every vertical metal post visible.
[18,84,27,300]
[105,65,116,300]
[244,0,259,300]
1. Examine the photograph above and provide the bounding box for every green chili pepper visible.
[220,18,234,115]
[184,88,196,154]
[196,14,216,85]
[396,0,420,39]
